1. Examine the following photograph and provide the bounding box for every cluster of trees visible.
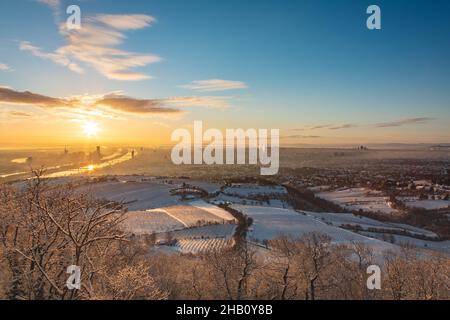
[148,236,449,300]
[0,173,448,300]
[0,170,167,300]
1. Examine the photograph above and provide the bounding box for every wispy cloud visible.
[8,110,33,117]
[374,117,435,128]
[20,41,84,74]
[0,63,13,72]
[310,125,331,130]
[0,108,34,118]
[0,87,179,115]
[95,95,181,115]
[0,87,68,108]
[0,87,232,119]
[23,4,161,81]
[329,123,356,130]
[290,118,435,133]
[290,124,331,131]
[290,123,356,131]
[180,79,248,92]
[164,96,231,109]
[93,14,156,30]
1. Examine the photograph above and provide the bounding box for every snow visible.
[188,181,222,194]
[304,211,438,238]
[189,200,236,221]
[160,238,234,254]
[316,188,399,214]
[79,180,180,211]
[401,198,450,210]
[230,205,397,254]
[122,210,185,235]
[360,232,450,254]
[163,224,236,240]
[154,224,236,254]
[211,194,291,209]
[163,205,229,227]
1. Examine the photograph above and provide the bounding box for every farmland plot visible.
[122,210,185,235]
[78,180,180,210]
[231,205,397,253]
[316,188,399,214]
[305,211,438,238]
[361,231,450,254]
[154,224,236,254]
[211,193,291,209]
[400,197,450,210]
[189,200,236,221]
[175,238,234,254]
[164,224,236,241]
[164,205,227,227]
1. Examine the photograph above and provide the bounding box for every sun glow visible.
[82,121,100,137]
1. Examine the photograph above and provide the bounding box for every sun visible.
[82,121,100,137]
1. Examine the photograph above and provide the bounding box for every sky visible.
[0,0,449,148]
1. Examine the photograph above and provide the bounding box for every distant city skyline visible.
[1,0,450,147]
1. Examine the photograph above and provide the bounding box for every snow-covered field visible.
[360,232,450,254]
[122,210,185,235]
[212,194,290,208]
[316,188,399,214]
[189,200,236,221]
[123,200,235,234]
[305,211,438,238]
[79,180,180,211]
[230,205,397,254]
[155,224,236,254]
[82,179,291,213]
[163,205,232,227]
[211,183,290,209]
[400,197,450,210]
[163,224,236,240]
[167,238,234,254]
[72,177,446,256]
[230,205,450,256]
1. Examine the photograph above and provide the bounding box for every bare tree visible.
[296,233,332,300]
[0,170,128,299]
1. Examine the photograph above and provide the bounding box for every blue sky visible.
[0,0,449,146]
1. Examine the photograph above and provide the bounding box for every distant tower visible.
[131,150,135,159]
[64,146,69,155]
[96,146,101,156]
